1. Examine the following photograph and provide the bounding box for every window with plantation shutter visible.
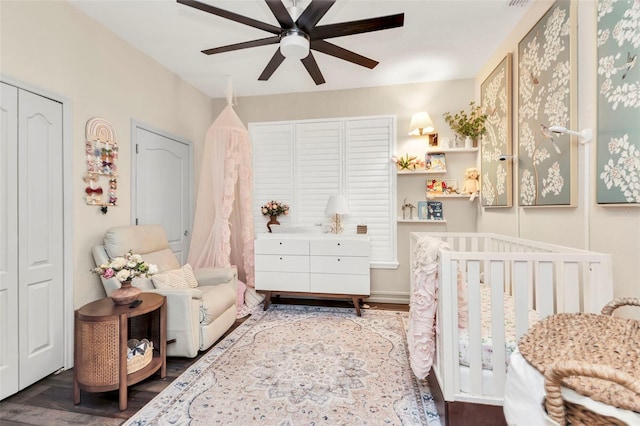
[345,118,395,264]
[250,116,397,268]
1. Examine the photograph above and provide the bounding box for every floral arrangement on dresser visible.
[261,200,290,217]
[92,250,158,283]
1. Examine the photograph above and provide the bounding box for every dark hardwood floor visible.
[0,299,408,426]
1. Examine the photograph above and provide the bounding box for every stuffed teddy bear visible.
[461,167,480,201]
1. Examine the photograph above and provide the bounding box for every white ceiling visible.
[68,0,532,99]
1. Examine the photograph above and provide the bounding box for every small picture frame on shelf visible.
[425,153,446,172]
[429,133,439,147]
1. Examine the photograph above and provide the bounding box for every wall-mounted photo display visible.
[517,0,577,207]
[596,0,640,205]
[481,53,513,207]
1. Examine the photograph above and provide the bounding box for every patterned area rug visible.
[125,305,439,425]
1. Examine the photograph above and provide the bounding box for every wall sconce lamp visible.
[408,112,435,136]
[548,126,593,144]
[325,195,349,234]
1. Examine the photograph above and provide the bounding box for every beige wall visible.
[476,0,640,319]
[0,1,215,308]
[227,79,476,302]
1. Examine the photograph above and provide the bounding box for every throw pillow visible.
[151,264,198,289]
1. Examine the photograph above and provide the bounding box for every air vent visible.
[508,0,529,6]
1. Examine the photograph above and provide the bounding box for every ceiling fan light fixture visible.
[280,30,310,60]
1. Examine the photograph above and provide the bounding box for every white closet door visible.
[134,125,192,264]
[0,82,20,399]
[17,89,64,390]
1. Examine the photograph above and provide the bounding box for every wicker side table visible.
[73,293,166,410]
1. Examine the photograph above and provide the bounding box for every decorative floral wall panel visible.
[517,0,576,206]
[481,53,513,207]
[596,0,640,205]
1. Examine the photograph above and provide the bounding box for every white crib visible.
[409,232,614,414]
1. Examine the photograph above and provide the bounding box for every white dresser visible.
[254,234,370,315]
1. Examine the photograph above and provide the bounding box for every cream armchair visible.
[92,224,237,358]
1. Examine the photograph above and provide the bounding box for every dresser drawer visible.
[310,239,369,256]
[255,254,309,273]
[255,239,309,255]
[310,255,370,275]
[255,271,310,292]
[310,273,370,295]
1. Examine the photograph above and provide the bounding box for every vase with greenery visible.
[443,101,487,145]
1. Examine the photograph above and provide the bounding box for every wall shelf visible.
[426,193,474,199]
[398,170,447,175]
[398,219,447,223]
[426,147,478,153]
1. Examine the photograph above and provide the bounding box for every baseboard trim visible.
[365,292,409,304]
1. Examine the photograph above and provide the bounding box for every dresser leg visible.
[263,292,272,311]
[352,297,362,316]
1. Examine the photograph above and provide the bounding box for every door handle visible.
[184,230,189,236]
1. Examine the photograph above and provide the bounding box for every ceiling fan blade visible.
[265,0,294,29]
[311,40,378,69]
[177,0,281,34]
[296,0,335,34]
[311,13,404,40]
[258,49,286,81]
[301,52,326,85]
[202,36,280,55]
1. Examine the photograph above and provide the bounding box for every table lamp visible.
[325,195,349,234]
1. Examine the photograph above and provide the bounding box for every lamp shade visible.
[408,112,435,136]
[324,195,349,215]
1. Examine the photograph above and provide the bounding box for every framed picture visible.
[596,0,640,205]
[425,153,447,172]
[517,0,577,207]
[481,53,513,207]
[429,133,439,148]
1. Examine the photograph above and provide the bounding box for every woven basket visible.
[519,297,640,426]
[127,339,153,375]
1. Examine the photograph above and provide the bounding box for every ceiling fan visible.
[177,0,404,85]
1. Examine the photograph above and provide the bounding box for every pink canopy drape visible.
[187,102,259,315]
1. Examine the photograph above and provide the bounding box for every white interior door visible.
[133,123,192,263]
[0,84,64,399]
[18,89,64,389]
[0,82,20,399]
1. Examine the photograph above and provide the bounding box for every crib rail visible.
[410,232,613,406]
